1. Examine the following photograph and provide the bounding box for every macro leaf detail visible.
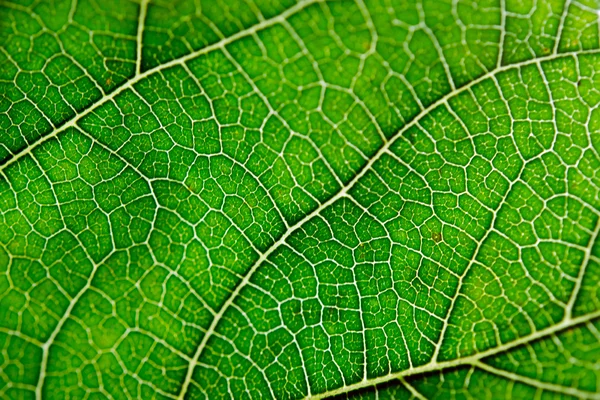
[1,0,600,399]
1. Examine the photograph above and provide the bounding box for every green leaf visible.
[1,0,600,399]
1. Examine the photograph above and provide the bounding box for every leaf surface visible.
[1,0,600,399]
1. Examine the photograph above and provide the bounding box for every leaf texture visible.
[1,0,600,399]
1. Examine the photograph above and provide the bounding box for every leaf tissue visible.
[1,0,600,399]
